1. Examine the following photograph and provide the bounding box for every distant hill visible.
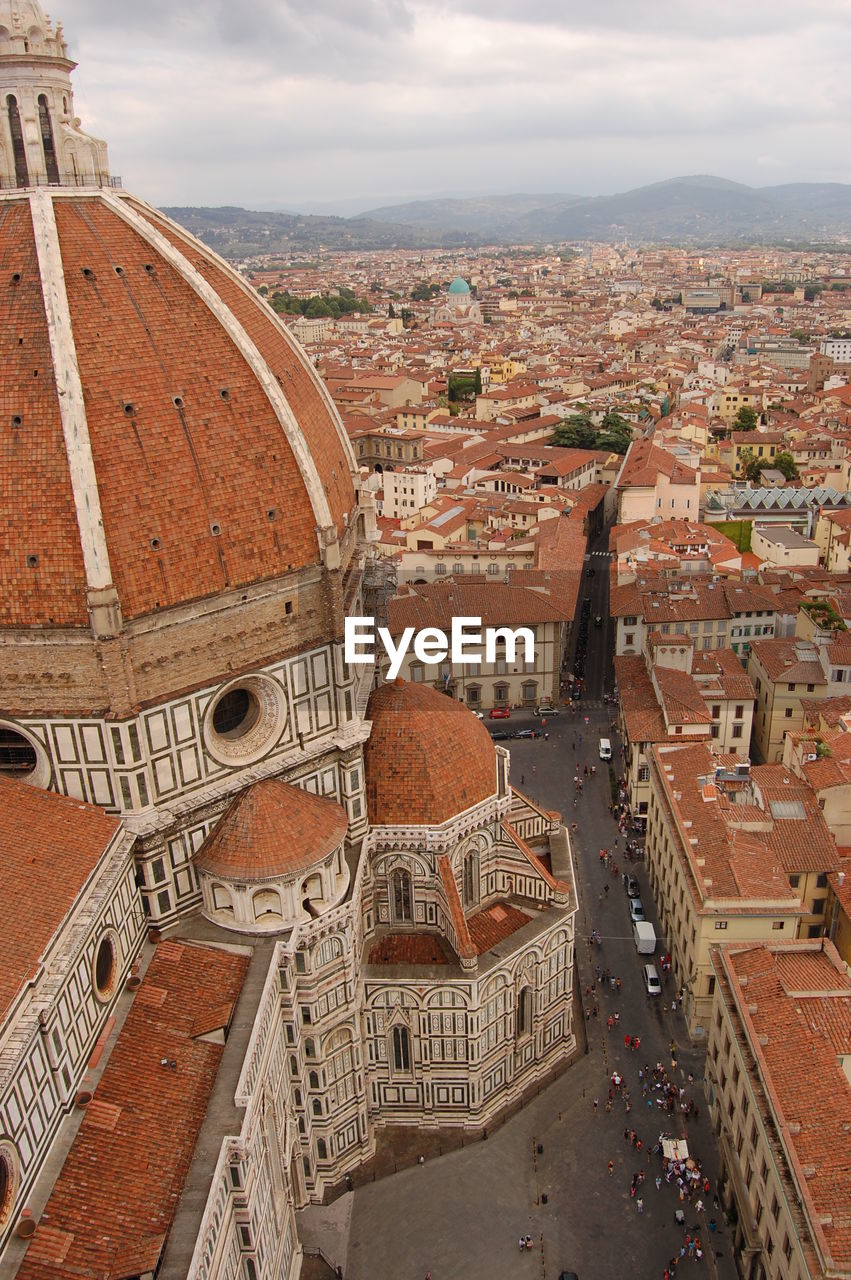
[363,176,851,244]
[163,176,851,255]
[362,192,581,237]
[160,206,490,256]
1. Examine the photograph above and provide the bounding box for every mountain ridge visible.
[162,175,851,255]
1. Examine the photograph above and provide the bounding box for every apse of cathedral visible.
[0,6,577,1277]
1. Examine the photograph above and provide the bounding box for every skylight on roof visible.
[769,800,806,821]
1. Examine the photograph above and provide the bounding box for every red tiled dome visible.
[364,679,497,825]
[194,778,348,883]
[0,191,357,627]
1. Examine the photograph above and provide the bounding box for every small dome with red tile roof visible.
[364,679,497,825]
[193,779,351,933]
[194,778,348,883]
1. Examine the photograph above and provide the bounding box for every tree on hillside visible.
[474,367,483,395]
[733,405,759,432]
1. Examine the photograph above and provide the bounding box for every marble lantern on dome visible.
[0,0,110,188]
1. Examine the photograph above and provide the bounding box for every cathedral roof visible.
[364,679,497,825]
[0,189,358,627]
[193,778,348,883]
[448,276,471,295]
[0,775,121,1022]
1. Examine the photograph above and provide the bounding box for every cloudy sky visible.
[62,0,851,212]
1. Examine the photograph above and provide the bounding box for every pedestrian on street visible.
[593,1098,599,1114]
[636,1198,644,1214]
[608,1160,614,1176]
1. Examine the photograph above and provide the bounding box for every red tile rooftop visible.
[467,902,532,954]
[0,777,122,1024]
[368,934,449,966]
[16,939,249,1280]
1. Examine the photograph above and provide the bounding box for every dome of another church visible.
[364,679,496,825]
[0,192,358,629]
[448,276,471,295]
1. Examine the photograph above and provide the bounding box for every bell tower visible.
[0,0,110,188]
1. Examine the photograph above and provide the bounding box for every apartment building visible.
[706,940,851,1280]
[645,743,809,1036]
[615,641,754,822]
[382,581,571,710]
[615,439,701,523]
[747,633,851,762]
[382,464,438,519]
[612,577,777,662]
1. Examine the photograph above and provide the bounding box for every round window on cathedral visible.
[0,722,51,789]
[0,1142,20,1233]
[203,674,287,767]
[0,727,37,777]
[93,931,119,1003]
[211,687,260,740]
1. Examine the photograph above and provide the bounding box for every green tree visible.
[388,302,396,319]
[744,455,765,483]
[733,405,759,432]
[773,451,799,481]
[553,415,596,449]
[474,367,483,395]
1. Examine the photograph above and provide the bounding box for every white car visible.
[533,705,560,717]
[643,964,662,996]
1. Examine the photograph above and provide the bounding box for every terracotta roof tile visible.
[723,944,851,1271]
[0,777,121,1022]
[365,680,496,825]
[16,939,249,1280]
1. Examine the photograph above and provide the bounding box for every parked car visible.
[489,730,512,741]
[643,964,662,996]
[514,728,536,739]
[533,704,560,716]
[625,875,640,898]
[489,707,511,719]
[628,897,646,923]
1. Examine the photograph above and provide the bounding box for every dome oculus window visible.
[212,687,260,741]
[93,930,119,1002]
[204,674,286,767]
[0,1142,20,1233]
[0,723,50,787]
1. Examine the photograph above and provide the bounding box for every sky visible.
[60,0,851,213]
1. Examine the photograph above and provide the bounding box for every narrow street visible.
[343,539,739,1280]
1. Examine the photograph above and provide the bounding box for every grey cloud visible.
[58,0,851,206]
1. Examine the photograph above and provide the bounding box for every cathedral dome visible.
[448,276,470,295]
[364,679,496,825]
[0,190,358,630]
[193,778,350,932]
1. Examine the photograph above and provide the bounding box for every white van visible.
[633,921,656,954]
[599,738,612,761]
